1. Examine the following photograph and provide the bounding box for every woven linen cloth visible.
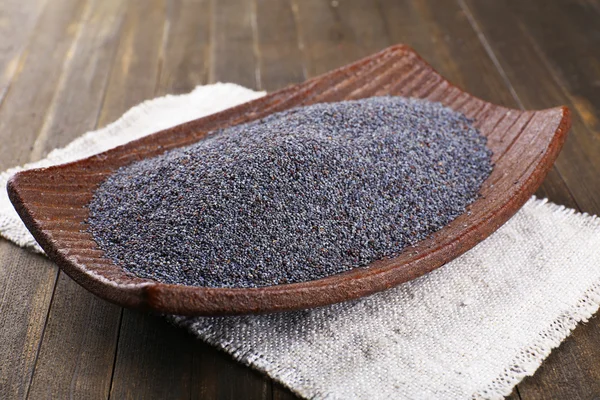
[1,83,600,399]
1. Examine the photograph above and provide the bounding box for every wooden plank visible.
[9,0,167,397]
[504,0,600,135]
[209,0,260,89]
[533,168,578,211]
[29,0,127,160]
[0,244,59,399]
[0,0,47,104]
[27,274,122,399]
[376,0,575,210]
[273,384,301,400]
[504,0,600,210]
[109,311,193,399]
[332,0,391,58]
[255,0,305,91]
[458,1,600,397]
[375,2,589,397]
[291,0,389,78]
[192,342,271,399]
[457,1,600,398]
[516,315,600,400]
[461,0,600,215]
[97,0,167,127]
[157,0,211,96]
[291,0,346,77]
[104,1,265,398]
[0,0,90,170]
[23,2,128,398]
[378,0,516,105]
[0,0,91,398]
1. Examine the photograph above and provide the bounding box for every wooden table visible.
[1,0,599,398]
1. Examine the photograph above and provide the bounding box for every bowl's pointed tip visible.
[557,105,572,137]
[386,43,418,57]
[6,172,22,206]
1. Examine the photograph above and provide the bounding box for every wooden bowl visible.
[7,45,570,316]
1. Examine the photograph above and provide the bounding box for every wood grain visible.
[461,0,600,215]
[97,0,167,127]
[290,0,343,77]
[332,0,391,57]
[0,0,47,104]
[0,245,58,399]
[0,0,91,397]
[26,274,122,399]
[109,311,193,399]
[0,0,90,170]
[255,0,305,91]
[505,5,600,394]
[24,2,127,398]
[30,0,127,164]
[508,0,600,136]
[192,341,271,399]
[23,0,171,398]
[209,0,260,89]
[377,0,576,212]
[157,0,211,96]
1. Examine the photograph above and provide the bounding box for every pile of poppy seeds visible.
[87,97,493,288]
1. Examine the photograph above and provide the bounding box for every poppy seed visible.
[87,97,493,288]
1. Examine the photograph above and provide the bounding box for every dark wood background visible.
[1,0,599,398]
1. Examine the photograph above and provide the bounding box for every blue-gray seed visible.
[87,96,493,288]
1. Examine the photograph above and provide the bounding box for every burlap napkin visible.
[1,84,600,399]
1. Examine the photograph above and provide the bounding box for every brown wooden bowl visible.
[7,45,570,316]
